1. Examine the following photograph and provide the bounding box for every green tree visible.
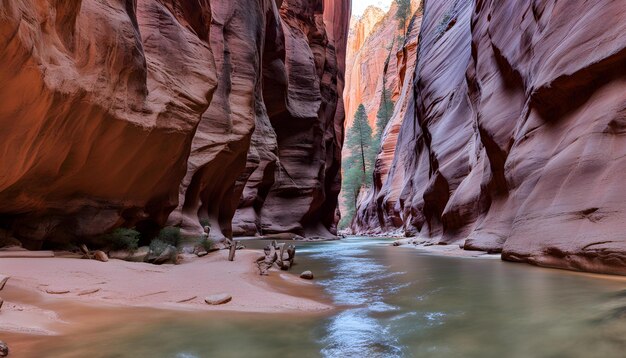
[395,0,411,33]
[340,104,374,228]
[373,85,395,148]
[346,104,373,182]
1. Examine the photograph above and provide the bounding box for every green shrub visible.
[105,228,140,252]
[199,218,210,228]
[149,239,170,256]
[158,226,181,247]
[199,238,214,252]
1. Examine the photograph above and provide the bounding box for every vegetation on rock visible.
[340,104,374,228]
[103,228,140,252]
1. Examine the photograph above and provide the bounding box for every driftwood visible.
[226,240,244,261]
[228,240,238,261]
[256,241,296,275]
[80,244,93,259]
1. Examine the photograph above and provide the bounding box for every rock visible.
[300,271,314,280]
[0,0,218,249]
[77,288,100,296]
[0,0,350,254]
[225,0,350,240]
[0,251,54,258]
[351,5,422,234]
[196,250,208,257]
[93,250,108,262]
[46,289,70,295]
[350,0,626,276]
[109,247,150,263]
[204,293,232,305]
[146,245,178,265]
[0,341,8,357]
[0,275,9,290]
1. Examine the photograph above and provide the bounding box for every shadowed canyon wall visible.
[0,0,350,248]
[353,0,626,275]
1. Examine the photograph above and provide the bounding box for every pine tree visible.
[395,0,411,33]
[374,85,395,144]
[370,83,395,165]
[340,104,374,228]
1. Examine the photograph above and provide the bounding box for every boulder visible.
[300,271,314,280]
[205,293,232,305]
[93,250,108,262]
[109,247,150,262]
[146,245,178,265]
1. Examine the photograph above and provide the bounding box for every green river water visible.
[35,237,626,357]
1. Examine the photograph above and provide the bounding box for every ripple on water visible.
[321,309,403,358]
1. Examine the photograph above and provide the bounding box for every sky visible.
[352,0,393,17]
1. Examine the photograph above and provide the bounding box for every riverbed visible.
[4,237,626,357]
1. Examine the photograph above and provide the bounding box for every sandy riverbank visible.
[0,249,331,338]
[391,237,502,259]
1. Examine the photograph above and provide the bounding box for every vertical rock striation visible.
[353,9,423,234]
[0,0,217,249]
[354,0,626,275]
[0,0,350,248]
[230,0,351,239]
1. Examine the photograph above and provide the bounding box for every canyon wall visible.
[0,0,350,249]
[354,0,626,275]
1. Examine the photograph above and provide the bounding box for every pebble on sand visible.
[205,293,232,305]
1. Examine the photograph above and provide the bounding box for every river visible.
[19,237,626,357]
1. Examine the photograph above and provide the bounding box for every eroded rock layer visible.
[0,0,349,248]
[354,0,626,275]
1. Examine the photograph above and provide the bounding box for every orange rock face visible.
[0,0,216,248]
[344,1,420,128]
[230,0,351,238]
[354,0,626,275]
[353,9,423,234]
[0,0,350,248]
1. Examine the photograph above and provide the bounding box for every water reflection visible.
[301,238,626,358]
[303,239,406,357]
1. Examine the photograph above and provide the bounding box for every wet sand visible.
[0,249,332,340]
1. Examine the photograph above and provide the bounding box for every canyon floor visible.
[0,249,331,338]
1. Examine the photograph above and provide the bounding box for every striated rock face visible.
[0,0,350,248]
[354,0,626,275]
[344,1,421,128]
[0,0,217,249]
[228,0,351,239]
[353,10,423,234]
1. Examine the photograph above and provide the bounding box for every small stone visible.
[46,288,70,295]
[205,293,232,305]
[77,288,100,296]
[196,250,208,257]
[0,340,8,357]
[93,250,108,262]
[300,271,314,280]
[0,275,9,290]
